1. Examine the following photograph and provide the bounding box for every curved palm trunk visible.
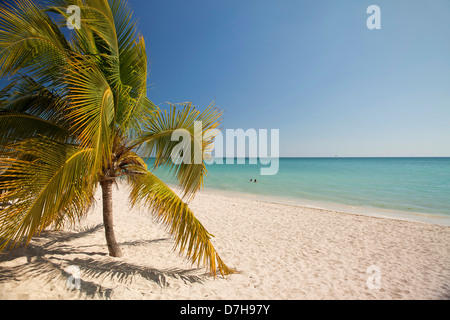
[100,179,123,257]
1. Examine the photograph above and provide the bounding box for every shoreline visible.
[191,186,450,227]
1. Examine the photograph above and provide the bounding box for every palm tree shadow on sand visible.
[0,224,205,299]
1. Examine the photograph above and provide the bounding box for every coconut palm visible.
[0,0,233,276]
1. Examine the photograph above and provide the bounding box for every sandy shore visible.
[1,184,449,300]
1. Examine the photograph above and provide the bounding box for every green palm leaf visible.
[64,56,115,171]
[127,169,234,277]
[0,0,69,82]
[136,102,223,199]
[0,139,95,251]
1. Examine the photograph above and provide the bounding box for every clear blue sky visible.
[130,0,450,157]
[3,0,448,157]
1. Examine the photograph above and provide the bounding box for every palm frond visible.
[134,102,222,200]
[0,111,69,150]
[0,76,71,149]
[115,36,154,132]
[0,75,65,114]
[0,0,69,82]
[127,169,234,277]
[64,56,115,172]
[0,139,95,251]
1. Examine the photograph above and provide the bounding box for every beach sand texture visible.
[1,184,449,300]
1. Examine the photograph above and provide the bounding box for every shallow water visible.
[148,157,450,225]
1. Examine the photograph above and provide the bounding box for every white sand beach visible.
[0,183,449,300]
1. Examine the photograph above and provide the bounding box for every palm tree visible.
[0,0,233,277]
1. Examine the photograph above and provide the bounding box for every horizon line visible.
[141,156,450,159]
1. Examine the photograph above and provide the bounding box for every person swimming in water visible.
[254,179,257,183]
[250,179,253,182]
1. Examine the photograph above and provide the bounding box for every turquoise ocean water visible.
[149,158,450,225]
